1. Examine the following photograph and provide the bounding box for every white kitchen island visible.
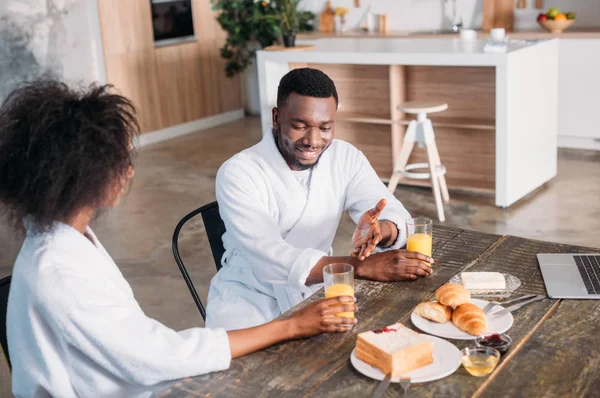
[257,38,559,208]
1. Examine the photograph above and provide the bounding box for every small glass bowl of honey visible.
[461,346,500,377]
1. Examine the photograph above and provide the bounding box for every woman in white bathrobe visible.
[0,80,356,398]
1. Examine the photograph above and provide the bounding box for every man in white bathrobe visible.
[206,68,434,330]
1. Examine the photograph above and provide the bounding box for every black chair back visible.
[199,202,226,271]
[1,275,11,370]
[172,201,226,320]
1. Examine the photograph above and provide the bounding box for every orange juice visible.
[325,283,355,318]
[407,233,433,260]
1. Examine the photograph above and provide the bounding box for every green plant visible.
[298,10,315,32]
[212,0,279,77]
[276,0,299,36]
[263,1,314,36]
[212,0,315,77]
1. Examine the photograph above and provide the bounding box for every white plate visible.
[411,298,513,340]
[350,335,461,383]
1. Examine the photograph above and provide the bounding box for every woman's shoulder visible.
[15,224,109,301]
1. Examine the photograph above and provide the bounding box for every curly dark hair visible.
[277,68,339,109]
[0,79,140,232]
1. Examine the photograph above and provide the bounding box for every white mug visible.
[490,28,506,42]
[460,29,477,41]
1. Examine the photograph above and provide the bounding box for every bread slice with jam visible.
[356,323,433,377]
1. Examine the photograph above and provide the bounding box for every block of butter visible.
[461,272,506,290]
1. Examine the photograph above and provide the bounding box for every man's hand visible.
[351,198,388,261]
[355,250,434,281]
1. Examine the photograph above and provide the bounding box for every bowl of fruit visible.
[537,8,576,33]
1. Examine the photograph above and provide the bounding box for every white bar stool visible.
[388,101,450,222]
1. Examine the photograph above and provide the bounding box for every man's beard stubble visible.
[273,127,328,171]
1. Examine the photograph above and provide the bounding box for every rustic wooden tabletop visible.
[155,225,599,398]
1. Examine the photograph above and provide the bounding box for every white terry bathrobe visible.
[7,223,231,398]
[206,132,411,330]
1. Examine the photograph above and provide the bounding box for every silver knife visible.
[371,373,392,398]
[493,295,545,317]
[498,293,538,306]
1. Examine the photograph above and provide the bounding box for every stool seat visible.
[398,163,447,180]
[398,101,448,114]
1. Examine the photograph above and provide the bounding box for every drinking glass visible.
[406,217,433,263]
[323,263,354,318]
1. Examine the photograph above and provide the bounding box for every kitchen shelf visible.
[386,178,495,193]
[337,114,394,125]
[399,116,495,130]
[337,114,495,130]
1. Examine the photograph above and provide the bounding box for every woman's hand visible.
[288,296,357,339]
[227,296,356,358]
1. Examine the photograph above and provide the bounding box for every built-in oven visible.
[151,0,196,47]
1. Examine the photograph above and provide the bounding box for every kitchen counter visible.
[257,38,559,207]
[262,37,543,66]
[298,27,600,40]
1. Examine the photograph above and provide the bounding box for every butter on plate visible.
[461,272,506,290]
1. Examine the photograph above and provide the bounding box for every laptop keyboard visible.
[574,255,600,295]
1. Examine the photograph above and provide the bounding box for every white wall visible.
[301,0,600,31]
[0,0,105,103]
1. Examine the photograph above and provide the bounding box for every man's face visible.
[272,92,337,171]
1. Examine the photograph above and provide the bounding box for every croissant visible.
[452,303,487,336]
[435,283,471,307]
[415,302,452,323]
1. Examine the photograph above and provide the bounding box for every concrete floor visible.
[1,116,599,390]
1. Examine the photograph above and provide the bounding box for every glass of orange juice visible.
[323,263,354,319]
[406,217,433,265]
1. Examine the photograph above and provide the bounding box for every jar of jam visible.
[475,333,512,355]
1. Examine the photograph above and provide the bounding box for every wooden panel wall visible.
[335,121,394,175]
[292,63,496,191]
[98,0,243,133]
[294,64,392,120]
[406,66,496,122]
[336,122,495,190]
[406,126,495,190]
[403,65,496,190]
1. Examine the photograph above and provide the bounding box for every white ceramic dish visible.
[350,335,461,383]
[411,298,513,340]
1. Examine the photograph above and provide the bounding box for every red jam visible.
[477,334,511,354]
[373,326,397,334]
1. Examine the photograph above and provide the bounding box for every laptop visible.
[537,254,600,299]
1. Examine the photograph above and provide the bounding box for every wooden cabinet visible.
[558,39,600,150]
[97,0,243,134]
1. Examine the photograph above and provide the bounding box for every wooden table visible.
[156,226,600,397]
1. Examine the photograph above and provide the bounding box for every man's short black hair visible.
[276,68,339,109]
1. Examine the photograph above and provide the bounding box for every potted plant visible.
[276,0,300,47]
[212,0,314,112]
[212,0,314,75]
[258,0,314,47]
[298,10,315,33]
[211,0,279,77]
